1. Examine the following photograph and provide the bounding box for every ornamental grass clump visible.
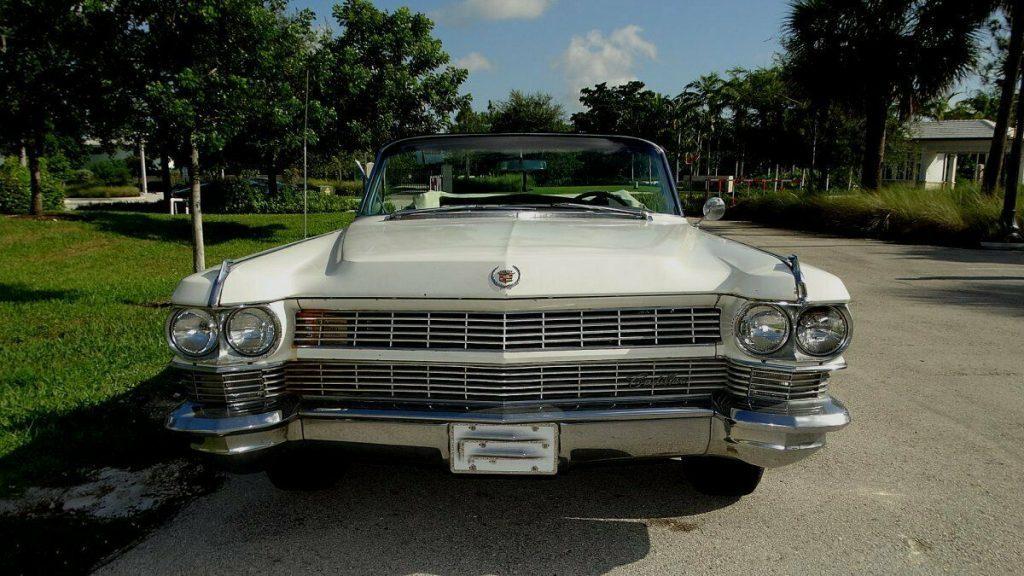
[732,183,1002,246]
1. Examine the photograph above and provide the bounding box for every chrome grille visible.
[285,359,728,406]
[294,307,722,350]
[179,366,287,413]
[726,364,830,403]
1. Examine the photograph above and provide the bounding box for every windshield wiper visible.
[543,202,651,219]
[384,204,535,220]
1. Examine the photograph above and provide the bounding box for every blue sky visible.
[297,0,793,110]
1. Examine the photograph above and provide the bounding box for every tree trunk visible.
[19,144,27,167]
[189,134,206,272]
[267,163,278,196]
[160,148,173,208]
[1001,75,1024,239]
[861,96,887,190]
[138,140,148,195]
[27,132,44,215]
[984,1,1024,193]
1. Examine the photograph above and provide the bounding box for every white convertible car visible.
[166,134,851,495]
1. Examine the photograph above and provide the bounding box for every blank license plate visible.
[449,423,558,475]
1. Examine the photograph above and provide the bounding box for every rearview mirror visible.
[702,197,726,221]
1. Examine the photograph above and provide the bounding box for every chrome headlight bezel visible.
[794,305,852,357]
[734,303,791,355]
[167,308,220,358]
[224,306,281,357]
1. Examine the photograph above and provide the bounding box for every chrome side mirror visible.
[702,196,726,221]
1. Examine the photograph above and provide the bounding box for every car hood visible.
[172,214,849,305]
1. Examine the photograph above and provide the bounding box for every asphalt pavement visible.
[98,221,1024,575]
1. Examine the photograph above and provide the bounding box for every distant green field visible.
[531,184,662,195]
[0,211,354,493]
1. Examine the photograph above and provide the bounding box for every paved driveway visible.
[99,221,1024,575]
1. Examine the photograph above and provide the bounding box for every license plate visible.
[449,423,558,475]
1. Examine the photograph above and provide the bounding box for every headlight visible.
[225,307,278,356]
[796,306,849,356]
[169,308,219,357]
[736,304,790,355]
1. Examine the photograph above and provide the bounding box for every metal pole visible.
[302,68,309,239]
[139,140,148,195]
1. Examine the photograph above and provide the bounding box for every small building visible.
[908,119,1017,188]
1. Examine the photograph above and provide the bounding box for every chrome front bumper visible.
[166,396,850,469]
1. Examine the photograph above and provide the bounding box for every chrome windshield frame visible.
[359,133,683,218]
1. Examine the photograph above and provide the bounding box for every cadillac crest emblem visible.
[490,265,521,289]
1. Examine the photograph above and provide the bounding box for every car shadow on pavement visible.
[103,458,737,575]
[887,280,1024,316]
[898,244,1024,266]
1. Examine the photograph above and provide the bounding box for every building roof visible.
[908,119,1003,141]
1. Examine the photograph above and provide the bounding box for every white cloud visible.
[436,0,555,24]
[454,52,494,73]
[556,25,657,97]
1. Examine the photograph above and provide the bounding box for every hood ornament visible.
[490,265,521,289]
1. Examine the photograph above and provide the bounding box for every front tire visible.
[682,456,764,496]
[265,444,342,491]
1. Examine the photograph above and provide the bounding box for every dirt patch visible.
[0,460,220,575]
[646,518,700,532]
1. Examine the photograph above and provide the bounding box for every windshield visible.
[359,135,679,217]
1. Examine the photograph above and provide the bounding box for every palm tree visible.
[679,73,726,177]
[785,0,992,189]
[983,1,1024,195]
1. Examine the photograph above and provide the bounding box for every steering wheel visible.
[573,190,622,206]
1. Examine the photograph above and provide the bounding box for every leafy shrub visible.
[215,179,360,214]
[453,173,532,193]
[308,178,364,196]
[0,158,65,214]
[86,159,133,186]
[67,169,95,185]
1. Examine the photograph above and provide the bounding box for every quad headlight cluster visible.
[168,307,279,358]
[735,304,850,357]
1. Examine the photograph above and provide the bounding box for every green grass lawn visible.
[0,211,354,493]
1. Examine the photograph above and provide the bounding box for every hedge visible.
[0,158,65,214]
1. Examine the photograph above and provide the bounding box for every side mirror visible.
[702,196,726,221]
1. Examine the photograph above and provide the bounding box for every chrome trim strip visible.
[726,356,846,372]
[165,401,297,436]
[207,259,233,308]
[169,356,841,375]
[300,405,714,423]
[723,395,850,432]
[169,360,288,374]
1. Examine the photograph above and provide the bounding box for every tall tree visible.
[785,0,991,189]
[983,2,1024,193]
[573,82,674,146]
[130,0,291,271]
[489,91,568,133]
[450,103,492,133]
[226,7,332,195]
[1000,72,1024,239]
[0,0,102,214]
[324,0,469,153]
